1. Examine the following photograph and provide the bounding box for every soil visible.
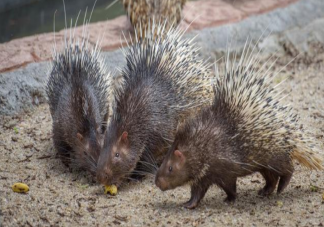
[0,53,324,226]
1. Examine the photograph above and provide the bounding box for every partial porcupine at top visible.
[155,42,323,209]
[96,22,213,187]
[47,33,111,175]
[121,0,187,36]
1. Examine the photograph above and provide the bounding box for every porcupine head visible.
[155,148,189,191]
[96,120,139,187]
[155,121,204,191]
[70,96,107,168]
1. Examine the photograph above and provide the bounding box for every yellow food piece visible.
[104,185,117,196]
[276,200,283,207]
[12,183,29,193]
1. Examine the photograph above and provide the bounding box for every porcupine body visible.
[96,22,212,186]
[155,44,323,209]
[47,35,111,175]
[122,0,187,36]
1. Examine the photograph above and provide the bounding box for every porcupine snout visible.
[96,167,113,185]
[155,173,169,191]
[155,178,166,191]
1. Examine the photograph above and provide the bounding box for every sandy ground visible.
[1,52,324,226]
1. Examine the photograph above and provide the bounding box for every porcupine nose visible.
[96,168,113,185]
[155,176,168,191]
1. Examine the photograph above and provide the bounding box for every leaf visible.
[13,127,19,134]
[310,185,319,192]
[77,184,89,190]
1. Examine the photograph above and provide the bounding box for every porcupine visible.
[155,42,323,209]
[121,0,187,36]
[96,22,213,186]
[46,29,111,175]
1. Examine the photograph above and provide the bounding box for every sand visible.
[0,53,324,227]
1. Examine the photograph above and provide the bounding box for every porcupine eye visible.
[115,153,120,158]
[169,166,172,172]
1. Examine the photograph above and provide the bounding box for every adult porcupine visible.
[121,0,187,36]
[96,22,213,186]
[47,33,111,175]
[155,43,323,209]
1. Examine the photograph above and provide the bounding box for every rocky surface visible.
[0,62,49,115]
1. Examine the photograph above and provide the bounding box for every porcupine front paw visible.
[224,195,236,204]
[183,199,199,209]
[259,170,278,196]
[184,181,210,209]
[258,187,275,196]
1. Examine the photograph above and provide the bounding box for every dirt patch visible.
[0,54,324,226]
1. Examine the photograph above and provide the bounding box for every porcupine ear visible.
[121,131,128,143]
[174,150,185,169]
[76,133,84,141]
[174,150,184,160]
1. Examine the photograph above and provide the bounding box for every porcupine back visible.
[122,22,213,118]
[121,0,187,36]
[212,41,323,170]
[47,38,109,118]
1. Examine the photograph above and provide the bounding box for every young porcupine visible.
[155,42,323,209]
[121,0,187,36]
[96,22,213,187]
[47,31,111,175]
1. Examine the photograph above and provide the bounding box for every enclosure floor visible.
[1,54,324,226]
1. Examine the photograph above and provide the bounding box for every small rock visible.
[112,220,121,225]
[5,120,17,129]
[87,206,95,212]
[23,142,34,149]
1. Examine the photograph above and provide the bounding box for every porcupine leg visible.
[277,162,294,194]
[220,177,237,204]
[54,140,72,167]
[258,170,279,196]
[183,180,211,209]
